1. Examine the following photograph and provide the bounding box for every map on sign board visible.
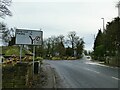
[15,29,43,45]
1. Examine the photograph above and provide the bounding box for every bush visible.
[63,57,68,60]
[23,56,33,62]
[35,57,43,61]
[52,57,61,60]
[67,57,77,60]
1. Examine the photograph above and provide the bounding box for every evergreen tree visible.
[105,17,120,56]
[93,17,120,65]
[93,29,105,60]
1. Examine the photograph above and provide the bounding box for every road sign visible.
[15,29,43,45]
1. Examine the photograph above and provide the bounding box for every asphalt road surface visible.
[44,59,119,88]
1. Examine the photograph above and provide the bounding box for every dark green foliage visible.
[105,17,120,56]
[76,38,84,58]
[93,17,120,66]
[8,37,15,46]
[93,29,105,60]
[94,29,103,50]
[66,46,73,57]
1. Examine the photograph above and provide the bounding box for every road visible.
[43,59,119,88]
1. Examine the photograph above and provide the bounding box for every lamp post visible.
[101,18,106,62]
[116,1,120,18]
[101,18,105,32]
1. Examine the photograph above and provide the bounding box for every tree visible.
[76,38,84,58]
[105,17,120,56]
[35,45,44,57]
[8,37,15,46]
[0,0,13,45]
[67,31,84,58]
[0,22,15,45]
[94,29,103,50]
[44,37,52,58]
[93,17,120,64]
[66,46,73,57]
[84,50,88,55]
[55,35,66,58]
[0,0,12,18]
[43,35,66,58]
[67,31,78,56]
[93,29,105,60]
[8,27,15,45]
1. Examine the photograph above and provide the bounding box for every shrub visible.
[35,57,43,61]
[52,57,61,60]
[67,57,77,60]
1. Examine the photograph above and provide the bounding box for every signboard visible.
[15,29,43,45]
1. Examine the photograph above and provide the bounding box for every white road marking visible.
[112,77,120,80]
[85,62,118,69]
[85,68,120,81]
[85,68,100,74]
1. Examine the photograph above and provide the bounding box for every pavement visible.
[40,63,56,88]
[34,62,57,88]
[43,59,119,88]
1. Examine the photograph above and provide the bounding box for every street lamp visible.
[101,18,106,61]
[116,1,120,18]
[101,18,105,32]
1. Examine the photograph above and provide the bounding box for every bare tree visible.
[67,31,84,57]
[0,0,12,18]
[0,22,15,44]
[68,31,77,49]
[68,31,79,56]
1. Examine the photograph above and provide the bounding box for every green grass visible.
[2,46,31,56]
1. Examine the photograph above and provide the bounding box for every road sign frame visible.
[15,29,43,45]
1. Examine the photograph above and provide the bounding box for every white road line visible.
[112,77,120,80]
[85,62,118,69]
[85,68,120,80]
[85,68,100,74]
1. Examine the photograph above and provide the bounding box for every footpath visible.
[34,62,59,88]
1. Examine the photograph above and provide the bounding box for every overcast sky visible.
[2,0,119,50]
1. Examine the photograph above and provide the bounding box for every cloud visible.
[5,1,118,50]
[13,0,118,3]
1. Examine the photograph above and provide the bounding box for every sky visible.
[1,0,119,50]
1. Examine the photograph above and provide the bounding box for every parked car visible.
[86,56,92,60]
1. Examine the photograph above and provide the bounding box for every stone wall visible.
[2,62,33,88]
